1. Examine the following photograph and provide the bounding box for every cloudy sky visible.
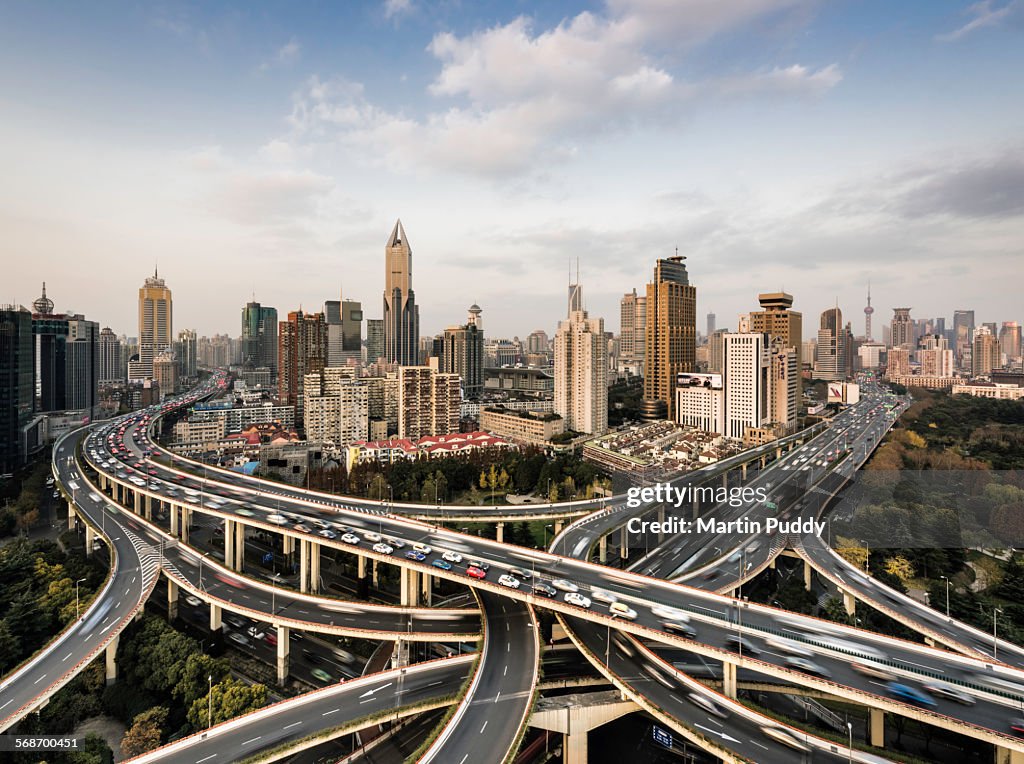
[2,0,1023,340]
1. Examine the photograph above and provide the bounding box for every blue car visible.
[405,550,426,562]
[886,682,937,708]
[432,559,453,570]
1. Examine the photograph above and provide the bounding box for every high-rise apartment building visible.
[176,329,198,380]
[814,307,847,381]
[619,289,646,375]
[0,306,34,473]
[886,347,911,378]
[527,330,550,354]
[366,373,399,435]
[973,326,1000,377]
[891,308,913,350]
[397,366,461,439]
[242,302,278,375]
[138,269,172,379]
[643,255,696,420]
[98,327,122,385]
[31,286,98,415]
[554,302,608,437]
[383,220,419,365]
[366,319,385,364]
[722,333,770,440]
[748,292,803,403]
[768,337,798,433]
[278,310,328,422]
[919,335,954,377]
[153,352,177,398]
[303,367,368,448]
[441,305,485,398]
[708,329,727,373]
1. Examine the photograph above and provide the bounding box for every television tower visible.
[864,282,874,341]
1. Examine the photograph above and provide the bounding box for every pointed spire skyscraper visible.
[383,219,420,365]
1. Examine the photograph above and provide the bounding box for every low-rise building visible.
[479,407,565,446]
[952,383,1024,400]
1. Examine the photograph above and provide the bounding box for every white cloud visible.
[383,0,413,21]
[936,0,1023,42]
[260,37,302,71]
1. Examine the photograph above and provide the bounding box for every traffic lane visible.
[424,591,538,764]
[134,658,472,764]
[565,617,856,763]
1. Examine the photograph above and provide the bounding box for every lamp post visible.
[860,539,870,572]
[940,575,951,617]
[208,674,213,729]
[846,721,853,764]
[75,577,87,620]
[199,551,212,592]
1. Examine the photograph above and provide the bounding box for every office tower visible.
[366,319,385,364]
[723,332,770,440]
[31,285,98,415]
[802,339,817,371]
[748,292,803,403]
[708,329,728,373]
[303,367,367,447]
[858,343,885,371]
[984,322,998,336]
[0,306,34,473]
[554,296,608,436]
[643,255,696,420]
[177,329,198,380]
[706,312,716,340]
[814,306,847,380]
[675,373,725,434]
[64,317,98,413]
[890,308,913,350]
[768,337,798,433]
[527,330,549,354]
[568,260,583,315]
[397,366,461,439]
[153,352,177,398]
[620,289,647,374]
[278,310,328,422]
[886,347,911,378]
[953,310,975,367]
[325,297,364,367]
[737,313,751,333]
[441,305,485,398]
[1000,322,1021,361]
[973,326,1000,377]
[383,220,419,365]
[919,335,954,377]
[606,332,618,373]
[863,285,874,341]
[138,269,172,379]
[241,302,278,375]
[98,327,121,385]
[935,317,946,341]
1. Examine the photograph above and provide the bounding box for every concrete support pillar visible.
[357,555,367,579]
[401,568,420,607]
[85,526,96,555]
[283,534,294,556]
[691,499,700,519]
[722,661,737,699]
[276,625,289,685]
[994,747,1024,764]
[224,519,235,571]
[803,559,813,591]
[496,522,504,543]
[167,578,179,621]
[741,463,748,480]
[144,493,152,521]
[234,522,245,571]
[722,473,728,489]
[181,508,190,544]
[565,730,588,764]
[776,446,783,460]
[309,541,321,594]
[209,603,222,633]
[421,572,432,607]
[869,708,884,748]
[760,455,767,468]
[554,520,563,535]
[842,588,856,617]
[598,535,608,564]
[68,506,77,530]
[105,633,119,685]
[391,639,410,669]
[619,529,628,560]
[170,504,179,537]
[372,559,379,587]
[299,539,310,594]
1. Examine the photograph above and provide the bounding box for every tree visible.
[175,653,231,707]
[884,555,914,584]
[121,706,168,758]
[367,474,388,502]
[834,537,869,570]
[16,508,39,535]
[187,678,268,729]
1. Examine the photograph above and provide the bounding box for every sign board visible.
[652,725,673,749]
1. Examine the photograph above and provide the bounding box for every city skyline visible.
[3,1,1023,337]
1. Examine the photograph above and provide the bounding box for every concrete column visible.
[421,572,432,607]
[598,535,608,564]
[691,498,700,519]
[181,508,190,544]
[741,463,748,480]
[283,534,294,556]
[234,522,245,571]
[357,555,367,579]
[842,588,856,617]
[401,568,420,606]
[85,526,96,555]
[224,519,235,570]
[167,578,179,621]
[803,559,812,591]
[170,504,179,537]
[105,633,119,685]
[619,529,628,560]
[391,639,410,669]
[995,747,1024,764]
[299,539,310,594]
[144,493,152,521]
[309,541,321,594]
[869,708,884,748]
[372,559,379,587]
[209,603,222,632]
[722,473,728,489]
[760,455,767,468]
[276,625,290,685]
[722,661,737,699]
[554,520,563,535]
[776,446,783,460]
[565,730,588,764]
[68,506,77,530]
[496,522,504,543]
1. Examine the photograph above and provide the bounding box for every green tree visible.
[187,678,268,729]
[120,706,168,758]
[175,653,231,707]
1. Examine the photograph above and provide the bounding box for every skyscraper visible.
[242,302,278,375]
[973,326,1000,377]
[278,310,328,422]
[814,306,847,380]
[98,327,121,385]
[555,296,608,436]
[890,308,913,349]
[138,269,172,379]
[31,285,98,415]
[863,285,874,341]
[723,332,770,440]
[0,306,34,473]
[176,329,198,380]
[953,309,975,367]
[397,366,461,439]
[441,305,485,399]
[643,255,697,420]
[748,292,803,404]
[1000,322,1021,362]
[619,289,647,375]
[383,220,419,365]
[366,319,385,365]
[706,312,716,339]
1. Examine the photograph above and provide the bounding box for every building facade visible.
[441,305,485,398]
[814,307,847,381]
[242,302,278,375]
[554,304,608,436]
[643,256,697,420]
[138,269,172,379]
[619,289,647,375]
[278,310,328,422]
[303,367,368,449]
[383,220,420,365]
[397,366,461,439]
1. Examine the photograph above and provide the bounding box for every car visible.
[310,518,329,529]
[267,514,289,525]
[310,668,333,683]
[318,529,338,539]
[235,508,255,517]
[701,569,720,581]
[551,578,579,593]
[851,661,895,681]
[332,648,356,664]
[52,490,60,498]
[885,682,937,708]
[293,523,312,533]
[432,559,453,571]
[687,692,728,719]
[533,582,557,598]
[784,657,831,678]
[227,632,251,647]
[362,531,382,543]
[442,550,463,564]
[923,682,976,706]
[372,543,395,555]
[509,567,532,580]
[651,605,689,622]
[467,559,490,571]
[609,602,638,620]
[764,636,814,658]
[661,621,696,638]
[385,537,406,549]
[413,543,432,555]
[642,662,674,688]
[1011,718,1024,737]
[498,574,521,589]
[406,550,427,562]
[185,595,202,607]
[724,635,759,655]
[264,632,278,646]
[247,626,266,641]
[591,588,618,604]
[466,566,487,579]
[759,726,811,753]
[564,592,592,608]
[341,533,360,545]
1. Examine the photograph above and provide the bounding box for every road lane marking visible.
[34,674,47,684]
[283,721,301,730]
[241,737,261,746]
[62,652,72,662]
[322,709,339,716]
[480,720,488,733]
[195,755,217,763]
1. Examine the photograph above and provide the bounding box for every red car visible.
[265,632,278,646]
[466,566,487,580]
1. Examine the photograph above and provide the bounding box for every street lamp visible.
[199,551,212,592]
[207,674,213,729]
[860,539,870,572]
[75,577,87,620]
[994,607,1004,660]
[940,575,951,617]
[847,721,853,764]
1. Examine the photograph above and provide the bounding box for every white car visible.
[591,588,618,604]
[372,542,395,555]
[413,543,432,555]
[185,595,202,606]
[498,574,521,589]
[651,605,689,622]
[442,550,463,564]
[340,533,360,545]
[362,531,382,543]
[564,592,591,608]
[318,529,337,539]
[551,578,578,593]
[267,514,289,526]
[609,602,638,620]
